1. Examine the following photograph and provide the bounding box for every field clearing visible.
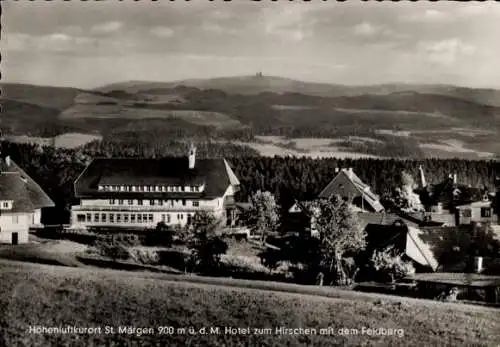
[242,136,384,158]
[420,140,495,159]
[231,141,382,159]
[5,133,101,149]
[4,135,53,147]
[59,104,244,129]
[0,260,499,346]
[53,133,102,149]
[333,107,451,119]
[271,104,317,111]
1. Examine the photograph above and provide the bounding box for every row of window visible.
[109,199,199,207]
[459,207,492,218]
[76,213,190,224]
[98,185,203,193]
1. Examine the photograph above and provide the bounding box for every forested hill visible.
[3,142,499,224]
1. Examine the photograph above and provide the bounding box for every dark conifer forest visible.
[3,141,499,225]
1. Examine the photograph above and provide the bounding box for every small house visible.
[0,154,54,244]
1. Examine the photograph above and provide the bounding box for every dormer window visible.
[0,201,13,210]
[161,186,166,192]
[98,185,104,191]
[155,186,160,192]
[120,186,125,192]
[132,186,136,192]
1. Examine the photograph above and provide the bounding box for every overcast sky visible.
[2,1,499,89]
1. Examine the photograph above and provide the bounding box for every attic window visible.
[0,201,12,210]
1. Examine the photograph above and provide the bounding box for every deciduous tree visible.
[249,190,280,244]
[306,195,366,286]
[187,211,228,274]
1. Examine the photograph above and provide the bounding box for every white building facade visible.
[71,146,240,230]
[0,154,55,244]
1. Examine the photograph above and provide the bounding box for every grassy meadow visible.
[1,260,499,347]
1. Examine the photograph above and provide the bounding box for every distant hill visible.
[1,83,81,111]
[98,76,500,108]
[3,78,500,159]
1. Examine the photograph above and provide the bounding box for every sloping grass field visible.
[1,260,499,346]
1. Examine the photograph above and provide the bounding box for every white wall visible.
[0,213,30,244]
[31,209,42,226]
[71,184,235,229]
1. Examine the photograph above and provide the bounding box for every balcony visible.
[72,204,218,213]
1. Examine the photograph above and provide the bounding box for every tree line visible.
[2,141,499,224]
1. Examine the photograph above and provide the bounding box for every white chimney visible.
[419,165,427,188]
[188,143,196,169]
[474,256,483,273]
[348,167,353,179]
[5,156,10,167]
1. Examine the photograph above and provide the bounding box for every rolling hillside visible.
[98,76,500,108]
[1,261,499,346]
[2,77,500,158]
[1,83,81,111]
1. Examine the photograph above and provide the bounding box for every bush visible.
[129,249,160,265]
[143,223,174,247]
[93,240,130,261]
[258,248,282,273]
[370,247,415,283]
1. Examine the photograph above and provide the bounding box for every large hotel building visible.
[71,145,240,230]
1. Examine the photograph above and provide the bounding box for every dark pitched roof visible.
[418,225,472,257]
[0,157,54,209]
[74,157,239,199]
[365,223,438,270]
[417,177,484,208]
[358,212,420,229]
[318,169,384,212]
[0,173,35,213]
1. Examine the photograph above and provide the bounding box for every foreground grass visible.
[0,260,499,347]
[0,243,83,268]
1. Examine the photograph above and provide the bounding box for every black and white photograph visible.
[1,1,500,346]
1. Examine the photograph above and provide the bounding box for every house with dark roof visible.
[362,222,439,273]
[317,168,385,213]
[414,167,489,226]
[287,167,386,236]
[0,154,55,244]
[71,144,241,230]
